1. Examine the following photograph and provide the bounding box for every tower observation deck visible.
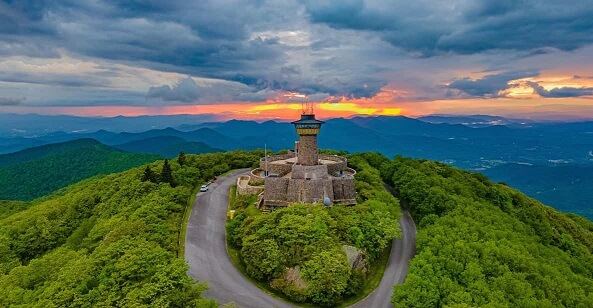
[292,113,324,166]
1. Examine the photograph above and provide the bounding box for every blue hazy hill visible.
[2,114,593,219]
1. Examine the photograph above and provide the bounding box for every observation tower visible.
[292,102,325,166]
[236,101,357,210]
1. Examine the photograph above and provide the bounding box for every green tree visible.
[302,249,351,306]
[177,151,187,166]
[141,165,157,183]
[160,159,176,187]
[0,151,264,307]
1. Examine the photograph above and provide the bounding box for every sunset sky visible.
[1,1,593,121]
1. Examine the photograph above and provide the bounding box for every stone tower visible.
[292,113,324,166]
[238,105,357,208]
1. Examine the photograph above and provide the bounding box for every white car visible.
[200,185,209,192]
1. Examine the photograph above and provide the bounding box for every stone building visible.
[237,111,357,210]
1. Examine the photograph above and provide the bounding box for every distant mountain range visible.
[113,136,221,157]
[1,113,593,218]
[4,115,593,168]
[0,113,218,137]
[417,114,531,127]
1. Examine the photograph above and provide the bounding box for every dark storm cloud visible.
[3,0,593,105]
[0,71,110,88]
[301,0,593,55]
[0,97,26,106]
[448,71,539,97]
[0,1,286,73]
[527,82,593,98]
[146,76,287,103]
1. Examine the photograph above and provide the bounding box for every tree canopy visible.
[0,150,262,307]
[0,141,161,201]
[365,155,593,307]
[227,155,402,306]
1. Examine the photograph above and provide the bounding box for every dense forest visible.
[0,139,161,201]
[0,138,102,167]
[226,155,402,306]
[3,146,593,307]
[356,153,593,307]
[0,151,261,307]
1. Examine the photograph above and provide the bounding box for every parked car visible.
[200,185,209,192]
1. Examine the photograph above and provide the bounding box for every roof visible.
[291,114,325,125]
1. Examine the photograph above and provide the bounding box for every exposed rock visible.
[283,266,308,289]
[342,245,367,273]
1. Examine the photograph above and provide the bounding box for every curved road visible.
[185,170,416,307]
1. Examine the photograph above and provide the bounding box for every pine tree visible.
[161,159,176,187]
[177,151,186,166]
[141,166,157,183]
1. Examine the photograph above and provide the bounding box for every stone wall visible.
[263,176,289,203]
[291,164,329,180]
[259,161,293,175]
[319,155,347,175]
[326,161,347,175]
[332,178,357,201]
[297,135,318,165]
[286,178,334,204]
[249,169,265,185]
[261,153,296,162]
[236,176,265,195]
[319,155,347,163]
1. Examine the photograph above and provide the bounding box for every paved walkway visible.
[185,170,416,307]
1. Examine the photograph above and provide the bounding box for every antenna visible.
[264,143,268,177]
[302,101,314,114]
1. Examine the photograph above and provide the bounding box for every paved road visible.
[185,169,292,307]
[185,170,416,307]
[350,184,417,308]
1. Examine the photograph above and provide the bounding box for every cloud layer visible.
[0,0,593,107]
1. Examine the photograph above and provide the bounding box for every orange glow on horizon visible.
[1,80,592,121]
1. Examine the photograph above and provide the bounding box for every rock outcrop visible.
[342,245,367,273]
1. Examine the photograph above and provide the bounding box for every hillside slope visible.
[113,136,222,157]
[0,138,101,167]
[357,154,593,306]
[0,151,262,307]
[0,140,161,201]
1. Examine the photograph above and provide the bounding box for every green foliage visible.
[380,156,593,307]
[114,136,222,158]
[161,159,176,187]
[0,140,161,201]
[0,200,29,220]
[228,158,401,306]
[0,150,261,307]
[178,151,187,166]
[0,138,101,167]
[141,165,157,183]
[302,248,351,306]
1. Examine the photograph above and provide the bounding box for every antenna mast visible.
[264,143,268,177]
[302,101,314,114]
